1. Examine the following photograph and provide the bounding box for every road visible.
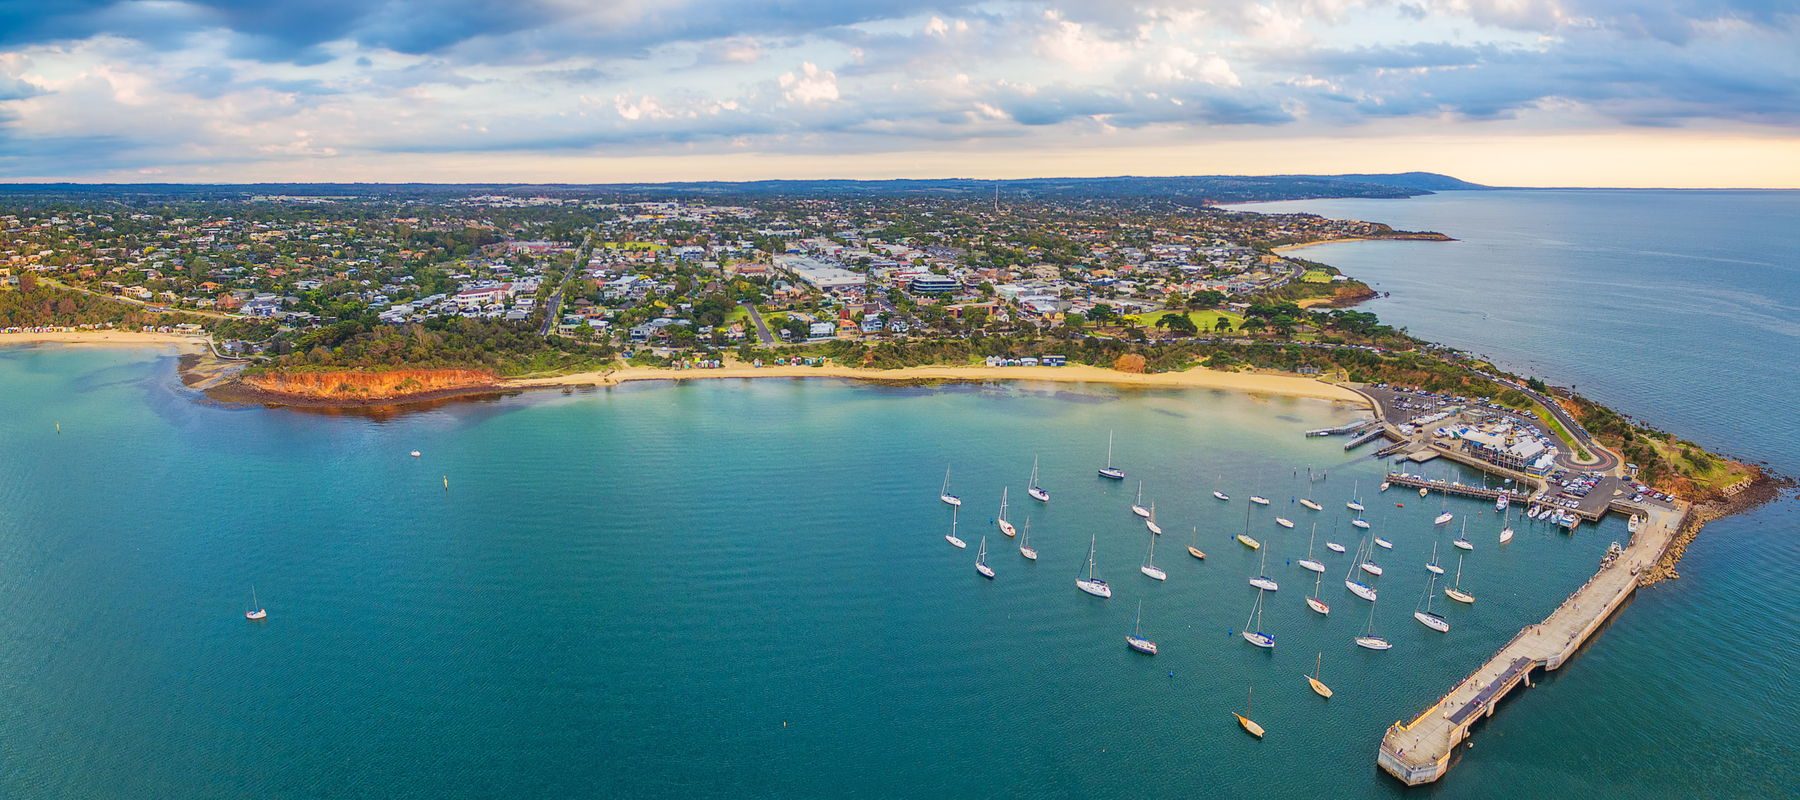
[538,232,595,336]
[742,303,775,345]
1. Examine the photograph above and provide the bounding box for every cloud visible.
[779,62,839,106]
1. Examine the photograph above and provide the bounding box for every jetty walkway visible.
[1381,472,1531,506]
[1376,500,1685,784]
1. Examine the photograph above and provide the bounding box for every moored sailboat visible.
[1126,599,1158,654]
[1426,541,1446,575]
[1453,519,1474,551]
[996,487,1017,537]
[1414,573,1449,632]
[1098,431,1125,480]
[939,466,962,507]
[1444,554,1475,604]
[1187,526,1206,560]
[1242,589,1275,648]
[945,506,967,549]
[1019,518,1038,561]
[1307,572,1330,615]
[1144,502,1163,535]
[1076,534,1111,598]
[245,584,266,621]
[1248,547,1279,591]
[1130,480,1150,518]
[1027,456,1050,503]
[1306,653,1333,698]
[1355,599,1392,650]
[1297,524,1325,573]
[1140,531,1167,581]
[975,536,995,579]
[1344,535,1378,602]
[1234,687,1266,737]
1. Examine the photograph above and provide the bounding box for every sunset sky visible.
[2,1,1796,186]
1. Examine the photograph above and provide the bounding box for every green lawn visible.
[1128,309,1246,333]
[1300,269,1333,283]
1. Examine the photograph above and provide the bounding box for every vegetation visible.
[245,319,615,377]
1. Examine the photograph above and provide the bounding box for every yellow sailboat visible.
[1306,653,1333,699]
[1187,527,1206,560]
[1234,687,1266,738]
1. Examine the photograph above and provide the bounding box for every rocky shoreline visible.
[1639,470,1795,586]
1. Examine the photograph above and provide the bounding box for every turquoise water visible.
[1246,189,1800,796]
[4,348,1629,798]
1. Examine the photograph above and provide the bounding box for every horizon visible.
[1,2,1796,188]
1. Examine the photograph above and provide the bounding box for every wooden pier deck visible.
[1382,472,1532,505]
[1376,501,1685,785]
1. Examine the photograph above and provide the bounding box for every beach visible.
[0,330,210,353]
[505,362,1371,405]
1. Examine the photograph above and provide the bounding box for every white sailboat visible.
[1347,480,1365,512]
[939,466,962,507]
[1187,526,1206,560]
[945,506,967,549]
[1379,480,1391,491]
[1433,494,1453,525]
[975,536,995,579]
[996,487,1017,537]
[1248,547,1279,591]
[1140,531,1167,581]
[1076,534,1112,598]
[1351,516,1371,530]
[1250,495,1271,506]
[1445,554,1476,604]
[1130,480,1150,518]
[1426,541,1446,575]
[409,450,421,458]
[1018,518,1038,561]
[1359,543,1384,576]
[1027,456,1050,503]
[1297,524,1326,573]
[1307,572,1330,615]
[1414,573,1449,632]
[1325,540,1347,553]
[1144,502,1163,535]
[1126,600,1158,654]
[1098,431,1125,480]
[1274,516,1295,529]
[1299,498,1323,511]
[1242,590,1275,648]
[1453,519,1474,551]
[1213,475,1230,501]
[245,584,267,621]
[1500,505,1515,544]
[1344,535,1378,602]
[1374,536,1392,550]
[1355,600,1392,650]
[1306,653,1333,698]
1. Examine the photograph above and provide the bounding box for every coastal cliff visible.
[235,368,500,405]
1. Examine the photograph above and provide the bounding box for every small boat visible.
[1374,536,1392,550]
[1076,534,1112,598]
[1234,687,1266,737]
[975,536,995,579]
[1140,532,1167,581]
[1355,601,1392,650]
[1426,541,1446,575]
[1237,534,1261,549]
[1414,573,1449,632]
[409,450,421,458]
[1434,511,1454,525]
[1018,518,1038,561]
[1496,496,1509,512]
[1324,541,1346,553]
[1297,524,1325,573]
[1344,539,1377,601]
[1187,527,1206,560]
[1213,490,1230,501]
[1248,548,1278,591]
[1452,521,1473,552]
[1144,502,1163,535]
[945,506,967,549]
[1444,554,1475,604]
[1379,481,1391,491]
[1242,590,1275,648]
[245,584,267,621]
[1250,496,1271,506]
[1359,560,1383,577]
[939,466,962,507]
[1419,487,1429,497]
[996,487,1016,537]
[1274,517,1294,529]
[1500,521,1515,545]
[1299,498,1323,511]
[1307,572,1330,615]
[1098,431,1125,480]
[1306,653,1333,698]
[1126,600,1158,654]
[1027,456,1050,503]
[1130,481,1150,518]
[1351,517,1371,529]
[1628,515,1642,534]
[1346,480,1364,512]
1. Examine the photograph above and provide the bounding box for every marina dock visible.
[1305,419,1373,437]
[1382,472,1531,505]
[1344,427,1389,451]
[1376,501,1685,785]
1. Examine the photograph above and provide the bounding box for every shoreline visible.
[0,330,210,353]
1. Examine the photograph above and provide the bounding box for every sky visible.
[0,1,1796,187]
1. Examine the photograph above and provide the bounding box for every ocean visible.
[1,188,1795,798]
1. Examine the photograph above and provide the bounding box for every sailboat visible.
[1187,526,1206,560]
[1144,502,1163,535]
[1351,515,1371,530]
[1098,431,1125,480]
[939,466,962,507]
[1426,541,1446,575]
[1130,481,1151,518]
[1076,534,1112,598]
[244,584,267,621]
[1433,494,1453,525]
[1306,653,1333,698]
[945,506,968,549]
[1027,456,1050,502]
[1306,572,1330,615]
[1242,589,1275,648]
[975,536,995,579]
[1300,498,1323,511]
[1249,495,1271,506]
[996,487,1017,537]
[409,450,421,458]
[1359,542,1384,576]
[1355,599,1392,650]
[1213,475,1230,501]
[1344,535,1378,602]
[1297,524,1325,572]
[1140,531,1167,581]
[1500,505,1515,545]
[1126,600,1158,654]
[1274,515,1295,529]
[1414,573,1450,632]
[1234,687,1266,738]
[1374,536,1392,550]
[1236,501,1261,549]
[1453,519,1474,551]
[1248,547,1279,591]
[1380,480,1391,491]
[1019,518,1038,560]
[1347,480,1365,512]
[1445,554,1475,604]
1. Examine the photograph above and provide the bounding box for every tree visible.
[1187,290,1225,309]
[1213,315,1233,333]
[1154,312,1197,335]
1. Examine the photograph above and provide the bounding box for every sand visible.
[505,363,1371,406]
[0,330,210,353]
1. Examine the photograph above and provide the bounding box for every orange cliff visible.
[239,369,500,403]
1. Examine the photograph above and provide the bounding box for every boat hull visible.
[1028,487,1050,503]
[1298,559,1325,573]
[1306,597,1329,615]
[1300,499,1323,511]
[1019,547,1038,560]
[1140,566,1167,581]
[1131,505,1150,519]
[1127,636,1158,655]
[1374,537,1392,549]
[1235,713,1265,738]
[941,494,962,507]
[1098,468,1125,480]
[1242,631,1274,648]
[1355,636,1392,651]
[976,563,995,579]
[1346,581,1377,601]
[1426,564,1445,575]
[1145,520,1162,535]
[1187,547,1206,560]
[1414,611,1449,632]
[1307,676,1333,698]
[1275,518,1294,529]
[1453,540,1474,551]
[1250,496,1270,505]
[946,535,967,549]
[1077,579,1112,598]
[1213,492,1230,501]
[1351,519,1371,529]
[1237,534,1261,549]
[1249,577,1279,591]
[1325,542,1346,553]
[1360,562,1383,577]
[1434,513,1453,525]
[998,520,1016,537]
[1445,588,1475,604]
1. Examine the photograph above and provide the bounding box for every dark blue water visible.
[1245,189,1800,796]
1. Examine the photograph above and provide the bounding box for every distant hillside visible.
[0,173,1484,204]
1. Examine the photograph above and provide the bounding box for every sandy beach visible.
[506,363,1371,406]
[0,330,210,353]
[1270,237,1380,254]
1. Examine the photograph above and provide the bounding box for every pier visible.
[1382,472,1531,505]
[1344,427,1388,451]
[1376,500,1685,785]
[1306,419,1373,437]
